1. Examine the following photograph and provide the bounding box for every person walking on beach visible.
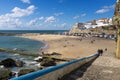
[100,49,103,56]
[97,49,103,56]
[97,49,101,56]
[97,49,100,56]
[105,48,107,51]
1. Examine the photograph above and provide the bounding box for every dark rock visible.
[0,62,3,65]
[18,69,35,76]
[0,58,16,67]
[15,60,24,67]
[52,58,67,62]
[0,68,12,80]
[40,57,56,67]
[51,52,61,56]
[0,58,24,68]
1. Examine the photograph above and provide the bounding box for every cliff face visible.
[69,23,86,34]
[113,0,120,26]
[69,23,116,35]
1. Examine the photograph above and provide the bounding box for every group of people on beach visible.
[97,48,107,56]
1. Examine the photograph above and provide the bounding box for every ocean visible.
[0,30,67,72]
[0,36,45,54]
[0,30,67,34]
[0,30,67,60]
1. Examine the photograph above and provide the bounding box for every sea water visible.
[0,30,67,72]
[0,36,45,72]
[0,30,67,34]
[0,36,45,54]
[0,30,67,60]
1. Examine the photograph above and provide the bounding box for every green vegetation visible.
[40,57,56,67]
[18,69,35,76]
[0,68,12,80]
[0,48,39,57]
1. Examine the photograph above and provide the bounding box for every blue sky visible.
[0,0,116,30]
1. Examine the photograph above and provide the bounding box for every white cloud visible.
[0,18,22,30]
[0,5,36,18]
[39,16,44,20]
[73,13,86,19]
[0,5,36,30]
[95,4,114,14]
[27,18,38,26]
[0,5,35,18]
[0,5,66,30]
[103,4,115,9]
[21,0,30,4]
[61,23,67,27]
[24,18,46,29]
[45,16,56,23]
[81,13,86,17]
[11,5,35,17]
[73,15,79,19]
[54,12,64,16]
[96,9,109,14]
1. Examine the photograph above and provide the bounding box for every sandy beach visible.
[21,34,116,59]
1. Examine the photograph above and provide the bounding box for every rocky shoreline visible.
[0,51,70,80]
[0,48,39,57]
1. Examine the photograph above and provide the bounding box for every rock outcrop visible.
[0,68,12,80]
[0,58,24,67]
[15,60,24,67]
[18,69,35,76]
[0,58,16,67]
[40,57,56,67]
[69,23,86,34]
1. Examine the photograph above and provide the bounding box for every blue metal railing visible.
[10,53,98,80]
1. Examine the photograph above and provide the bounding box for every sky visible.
[0,0,116,30]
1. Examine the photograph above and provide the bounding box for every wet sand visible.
[21,34,116,59]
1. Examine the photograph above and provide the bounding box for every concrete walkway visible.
[61,51,120,80]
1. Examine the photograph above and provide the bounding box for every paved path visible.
[61,51,120,80]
